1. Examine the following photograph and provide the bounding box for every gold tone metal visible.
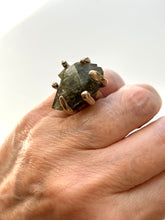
[59,96,75,114]
[88,70,108,87]
[95,90,104,99]
[81,91,95,105]
[61,60,69,68]
[52,82,59,89]
[80,57,91,64]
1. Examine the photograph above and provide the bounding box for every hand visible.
[0,69,164,220]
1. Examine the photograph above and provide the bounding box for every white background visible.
[0,0,165,144]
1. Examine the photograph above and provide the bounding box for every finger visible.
[47,69,125,118]
[73,84,162,149]
[100,69,125,97]
[16,69,125,135]
[126,170,165,220]
[101,116,165,192]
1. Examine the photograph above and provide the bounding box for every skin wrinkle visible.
[0,132,21,181]
[32,114,83,141]
[13,138,50,199]
[0,116,38,183]
[13,134,84,202]
[43,149,113,200]
[0,177,20,214]
[1,196,50,220]
[46,174,107,217]
[70,96,119,149]
[121,86,157,115]
[102,123,165,192]
[97,155,134,192]
[123,171,165,220]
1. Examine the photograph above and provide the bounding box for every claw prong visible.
[52,82,59,89]
[80,57,91,64]
[81,91,95,105]
[89,70,108,87]
[95,90,103,99]
[61,60,69,68]
[59,96,75,114]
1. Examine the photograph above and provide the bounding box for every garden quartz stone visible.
[52,58,107,113]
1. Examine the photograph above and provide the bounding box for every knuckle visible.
[124,85,158,115]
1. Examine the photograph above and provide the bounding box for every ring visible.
[52,57,108,114]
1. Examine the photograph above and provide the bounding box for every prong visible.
[80,57,91,64]
[59,96,75,114]
[95,90,103,99]
[52,82,59,89]
[61,60,69,68]
[89,70,108,87]
[81,91,95,105]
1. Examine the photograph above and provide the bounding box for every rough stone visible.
[52,61,103,111]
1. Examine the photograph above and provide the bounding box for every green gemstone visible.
[52,61,103,111]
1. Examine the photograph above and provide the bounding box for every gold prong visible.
[80,57,91,64]
[89,70,108,87]
[81,91,95,105]
[52,82,59,89]
[95,90,104,99]
[59,96,75,114]
[61,60,69,68]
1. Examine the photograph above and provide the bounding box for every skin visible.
[0,69,164,220]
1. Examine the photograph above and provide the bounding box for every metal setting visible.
[89,70,108,87]
[52,82,59,89]
[80,57,91,64]
[52,58,107,114]
[94,90,104,99]
[59,96,75,114]
[81,91,95,105]
[61,60,69,68]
